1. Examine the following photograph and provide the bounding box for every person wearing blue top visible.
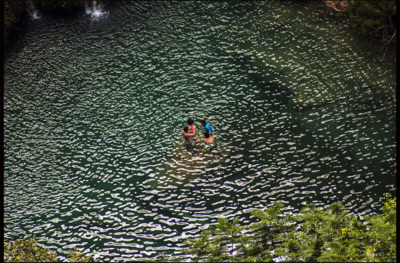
[200,119,214,136]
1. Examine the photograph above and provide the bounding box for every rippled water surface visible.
[4,1,396,261]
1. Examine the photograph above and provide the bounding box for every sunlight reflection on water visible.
[4,1,396,261]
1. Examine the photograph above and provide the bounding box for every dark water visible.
[4,1,396,261]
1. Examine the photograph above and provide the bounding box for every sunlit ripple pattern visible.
[4,1,396,261]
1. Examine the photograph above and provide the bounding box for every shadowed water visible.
[4,1,396,261]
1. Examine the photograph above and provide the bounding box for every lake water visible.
[3,1,396,261]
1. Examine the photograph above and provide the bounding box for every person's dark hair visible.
[187,118,194,125]
[200,119,206,125]
[184,126,188,132]
[204,132,210,138]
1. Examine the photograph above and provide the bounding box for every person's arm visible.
[183,131,194,138]
[188,125,196,134]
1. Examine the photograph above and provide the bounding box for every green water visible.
[4,1,396,261]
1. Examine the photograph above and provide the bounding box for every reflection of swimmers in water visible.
[203,132,217,151]
[200,119,214,136]
[182,126,196,150]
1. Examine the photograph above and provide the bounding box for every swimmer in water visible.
[203,132,217,151]
[182,126,196,151]
[187,118,196,140]
[200,119,214,136]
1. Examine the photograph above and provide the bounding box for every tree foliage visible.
[67,247,98,262]
[4,237,97,262]
[332,0,396,58]
[346,0,396,37]
[3,0,27,40]
[178,193,396,262]
[4,237,57,262]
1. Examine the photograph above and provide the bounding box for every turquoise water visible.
[4,1,396,261]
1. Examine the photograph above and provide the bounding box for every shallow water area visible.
[4,1,396,261]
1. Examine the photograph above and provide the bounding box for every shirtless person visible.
[182,126,196,150]
[187,118,196,140]
[203,132,217,151]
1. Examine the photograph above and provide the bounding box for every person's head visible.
[200,119,206,126]
[187,118,194,125]
[204,132,210,138]
[183,126,188,132]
